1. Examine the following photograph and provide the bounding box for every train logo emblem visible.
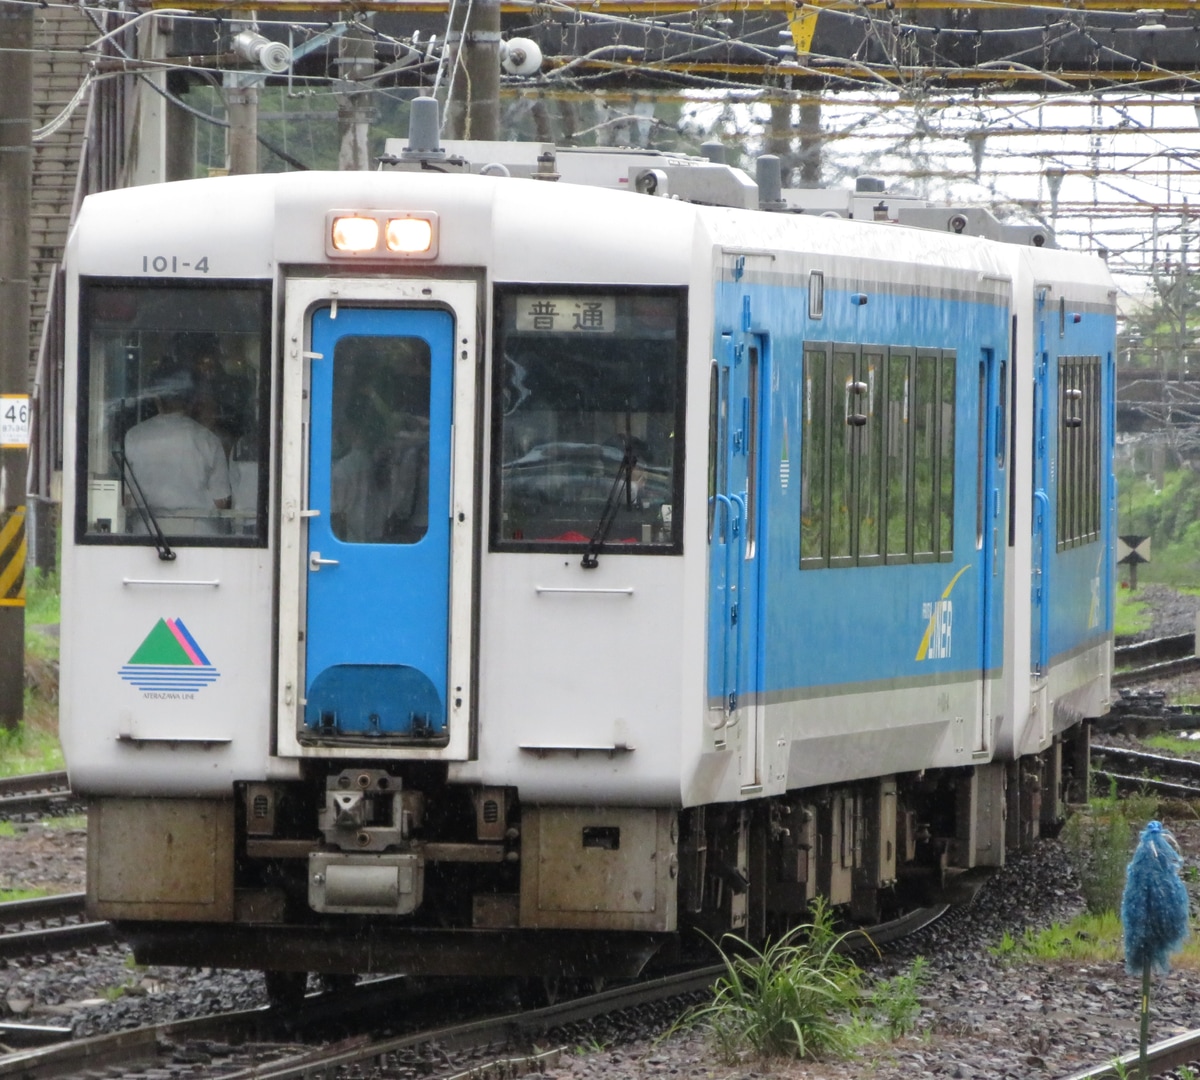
[916,566,969,661]
[118,617,220,696]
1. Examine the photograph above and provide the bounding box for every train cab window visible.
[329,336,430,544]
[491,287,686,555]
[77,280,270,547]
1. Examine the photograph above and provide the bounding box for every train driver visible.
[123,357,232,536]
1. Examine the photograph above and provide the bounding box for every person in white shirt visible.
[124,361,232,537]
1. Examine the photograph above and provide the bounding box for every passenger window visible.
[77,280,270,546]
[329,336,431,545]
[491,288,686,554]
[800,346,828,566]
[858,350,883,561]
[1056,354,1101,549]
[829,348,856,563]
[938,352,955,559]
[912,352,938,558]
[885,351,910,560]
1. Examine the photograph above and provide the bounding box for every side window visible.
[912,352,938,559]
[938,351,956,560]
[885,350,910,561]
[1056,354,1101,549]
[829,347,856,564]
[800,345,828,567]
[858,350,884,562]
[802,342,955,568]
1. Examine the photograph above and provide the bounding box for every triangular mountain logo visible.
[119,617,220,694]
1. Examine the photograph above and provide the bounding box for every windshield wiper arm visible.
[113,448,176,561]
[581,442,636,570]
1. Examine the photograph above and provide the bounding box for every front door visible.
[303,305,455,742]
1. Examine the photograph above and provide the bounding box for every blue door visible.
[303,306,454,742]
[979,348,1008,748]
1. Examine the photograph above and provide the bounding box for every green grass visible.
[1114,588,1153,638]
[1145,733,1200,756]
[0,887,50,903]
[0,721,64,777]
[24,569,60,662]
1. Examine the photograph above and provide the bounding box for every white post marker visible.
[0,395,29,449]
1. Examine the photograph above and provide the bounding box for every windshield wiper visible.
[581,440,636,570]
[113,448,176,561]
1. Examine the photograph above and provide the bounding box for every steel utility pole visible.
[0,0,32,731]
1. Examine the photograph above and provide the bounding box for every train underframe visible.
[94,724,1091,986]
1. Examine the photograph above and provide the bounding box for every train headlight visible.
[325,211,439,260]
[386,216,434,254]
[330,215,380,253]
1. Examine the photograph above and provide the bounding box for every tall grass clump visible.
[674,900,865,1062]
[1063,778,1158,914]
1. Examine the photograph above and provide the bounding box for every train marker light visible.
[331,216,380,253]
[386,217,434,254]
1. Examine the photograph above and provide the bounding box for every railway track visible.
[1061,1026,1200,1079]
[0,772,74,818]
[1090,743,1200,797]
[0,893,114,962]
[0,904,949,1078]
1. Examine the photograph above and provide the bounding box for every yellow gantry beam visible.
[143,0,1200,14]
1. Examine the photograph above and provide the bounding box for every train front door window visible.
[302,306,454,745]
[490,287,687,556]
[76,281,270,546]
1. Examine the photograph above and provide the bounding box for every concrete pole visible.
[337,23,375,170]
[227,83,259,175]
[445,0,499,141]
[0,2,31,730]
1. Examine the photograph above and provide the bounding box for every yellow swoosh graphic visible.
[916,564,970,661]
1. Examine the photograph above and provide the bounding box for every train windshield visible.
[490,287,686,555]
[76,280,271,546]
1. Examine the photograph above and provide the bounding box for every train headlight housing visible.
[326,211,439,260]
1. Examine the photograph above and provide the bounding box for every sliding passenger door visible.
[707,326,765,790]
[978,348,1008,751]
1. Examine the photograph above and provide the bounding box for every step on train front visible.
[59,129,1116,983]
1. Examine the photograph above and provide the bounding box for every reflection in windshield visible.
[491,289,685,552]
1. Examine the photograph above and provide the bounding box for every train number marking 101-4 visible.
[141,255,209,274]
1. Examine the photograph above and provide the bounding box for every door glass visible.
[329,336,431,545]
[78,281,270,545]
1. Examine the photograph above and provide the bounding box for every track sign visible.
[1118,534,1151,566]
[1,395,29,449]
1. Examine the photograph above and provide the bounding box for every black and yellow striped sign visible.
[0,507,26,607]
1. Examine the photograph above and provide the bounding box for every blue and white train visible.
[60,108,1115,992]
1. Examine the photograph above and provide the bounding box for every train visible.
[59,100,1116,1000]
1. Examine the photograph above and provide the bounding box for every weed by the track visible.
[0,887,51,902]
[1064,778,1158,914]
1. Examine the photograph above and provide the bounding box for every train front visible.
[59,167,700,986]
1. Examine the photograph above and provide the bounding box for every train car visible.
[59,106,1115,994]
